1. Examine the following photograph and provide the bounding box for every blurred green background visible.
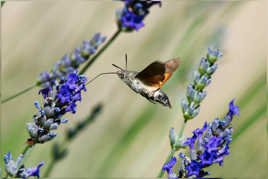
[1,0,267,178]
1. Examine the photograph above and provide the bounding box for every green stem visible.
[1,83,37,104]
[177,121,186,139]
[20,145,34,167]
[79,28,122,75]
[157,121,186,178]
[22,145,31,155]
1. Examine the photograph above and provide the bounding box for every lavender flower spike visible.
[161,99,239,178]
[37,33,106,87]
[179,99,239,178]
[27,71,87,144]
[4,152,44,178]
[116,0,161,32]
[181,47,223,121]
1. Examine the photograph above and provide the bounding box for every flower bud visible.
[26,123,38,138]
[169,128,176,146]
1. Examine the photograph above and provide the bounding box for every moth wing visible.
[135,58,180,88]
[135,61,165,87]
[164,58,180,74]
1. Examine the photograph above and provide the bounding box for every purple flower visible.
[120,9,144,30]
[57,85,72,103]
[178,99,239,178]
[4,152,23,177]
[162,157,177,179]
[116,0,161,31]
[37,72,55,89]
[22,161,44,178]
[71,48,85,65]
[27,72,87,144]
[207,46,223,63]
[4,152,13,164]
[38,86,52,98]
[88,33,106,49]
[184,160,208,177]
[3,152,44,179]
[57,72,86,113]
[38,71,50,83]
[162,157,176,174]
[228,98,240,117]
[65,101,77,114]
[37,33,106,87]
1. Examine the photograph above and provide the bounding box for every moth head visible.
[86,54,130,86]
[154,90,172,108]
[112,53,129,79]
[112,64,126,79]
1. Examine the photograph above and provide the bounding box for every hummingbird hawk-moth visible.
[87,54,180,108]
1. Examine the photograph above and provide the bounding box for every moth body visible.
[116,70,172,108]
[88,55,180,108]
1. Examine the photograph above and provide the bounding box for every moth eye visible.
[118,73,123,78]
[159,93,169,103]
[163,96,168,102]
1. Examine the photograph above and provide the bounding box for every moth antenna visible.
[86,72,117,86]
[112,64,124,71]
[125,53,128,71]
